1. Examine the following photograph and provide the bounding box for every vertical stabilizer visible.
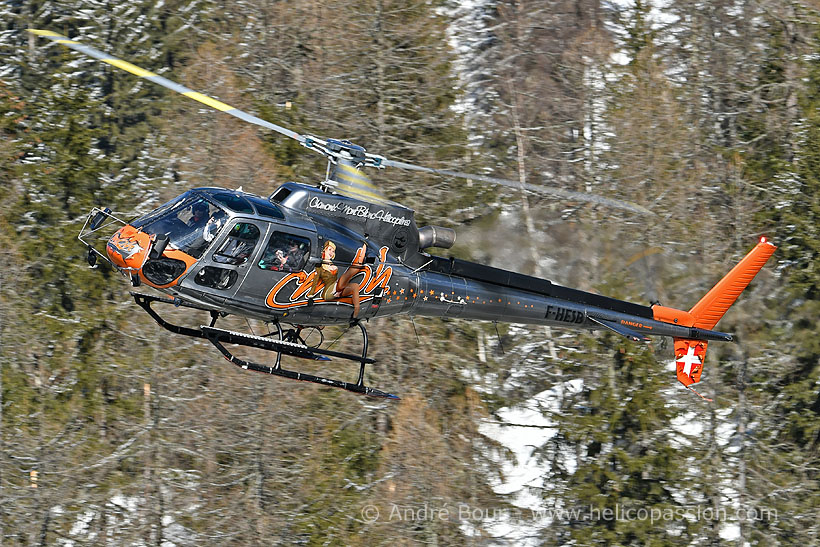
[673,238,776,392]
[688,238,777,329]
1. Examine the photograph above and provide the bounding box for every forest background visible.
[1,0,819,545]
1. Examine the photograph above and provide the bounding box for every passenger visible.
[274,249,288,270]
[285,241,306,269]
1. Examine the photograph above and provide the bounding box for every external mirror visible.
[90,207,110,230]
[150,233,170,259]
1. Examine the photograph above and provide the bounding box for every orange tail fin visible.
[688,238,778,330]
[673,238,777,390]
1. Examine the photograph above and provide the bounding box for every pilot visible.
[189,201,222,244]
[307,241,366,322]
[189,201,209,227]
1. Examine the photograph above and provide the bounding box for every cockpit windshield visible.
[132,196,228,259]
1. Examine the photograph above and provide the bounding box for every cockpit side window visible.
[258,232,310,272]
[213,222,261,265]
[175,199,228,258]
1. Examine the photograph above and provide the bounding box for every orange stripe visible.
[139,249,196,289]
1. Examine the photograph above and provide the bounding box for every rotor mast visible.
[307,138,391,204]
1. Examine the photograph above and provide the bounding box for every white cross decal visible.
[677,346,701,376]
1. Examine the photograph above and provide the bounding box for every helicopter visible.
[30,29,776,400]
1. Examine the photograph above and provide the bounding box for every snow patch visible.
[480,379,583,504]
[476,379,583,543]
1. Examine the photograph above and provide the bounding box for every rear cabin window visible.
[258,232,310,272]
[213,222,261,265]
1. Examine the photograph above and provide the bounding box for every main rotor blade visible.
[27,29,306,144]
[29,29,653,216]
[380,158,654,215]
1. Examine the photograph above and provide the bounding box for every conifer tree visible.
[542,340,695,545]
[738,13,820,543]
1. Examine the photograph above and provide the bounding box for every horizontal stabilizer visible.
[589,316,650,343]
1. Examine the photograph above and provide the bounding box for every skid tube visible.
[131,292,399,399]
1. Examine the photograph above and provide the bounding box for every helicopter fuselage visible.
[96,182,731,345]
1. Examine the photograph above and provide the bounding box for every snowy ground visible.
[473,379,583,545]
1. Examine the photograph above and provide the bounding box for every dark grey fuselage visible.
[158,183,725,344]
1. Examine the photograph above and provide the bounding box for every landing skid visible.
[131,292,399,399]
